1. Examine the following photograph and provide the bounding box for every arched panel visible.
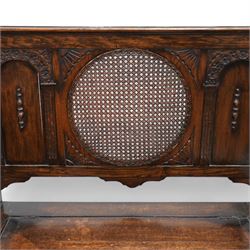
[1,61,45,164]
[212,61,249,164]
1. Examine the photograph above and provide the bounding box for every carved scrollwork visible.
[1,49,53,83]
[16,87,25,130]
[231,87,241,130]
[65,135,95,165]
[205,49,249,86]
[164,135,193,165]
[164,48,200,85]
[60,49,91,81]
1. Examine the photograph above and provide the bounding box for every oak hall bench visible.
[1,27,249,189]
[1,27,249,250]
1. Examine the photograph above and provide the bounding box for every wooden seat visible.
[1,203,249,250]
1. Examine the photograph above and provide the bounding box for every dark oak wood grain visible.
[0,27,249,188]
[1,165,249,189]
[1,203,249,250]
[1,61,45,164]
[2,217,249,250]
[213,62,249,164]
[1,28,249,49]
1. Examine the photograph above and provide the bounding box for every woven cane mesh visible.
[68,49,191,166]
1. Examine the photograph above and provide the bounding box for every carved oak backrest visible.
[1,28,249,188]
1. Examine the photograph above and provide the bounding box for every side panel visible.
[212,62,249,164]
[1,61,45,164]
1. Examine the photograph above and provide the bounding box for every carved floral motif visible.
[60,49,91,81]
[1,49,53,83]
[164,48,200,84]
[65,135,95,165]
[165,136,192,165]
[205,49,249,86]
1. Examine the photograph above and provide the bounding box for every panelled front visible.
[1,49,56,165]
[0,30,249,169]
[212,61,249,164]
[1,61,45,164]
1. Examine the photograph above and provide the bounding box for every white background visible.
[1,0,250,202]
[0,0,250,26]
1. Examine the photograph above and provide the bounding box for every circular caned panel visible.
[68,49,191,166]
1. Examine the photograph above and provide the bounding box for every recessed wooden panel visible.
[212,62,249,164]
[1,61,45,164]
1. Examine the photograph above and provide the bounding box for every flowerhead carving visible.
[205,49,249,86]
[61,49,92,81]
[1,49,53,83]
